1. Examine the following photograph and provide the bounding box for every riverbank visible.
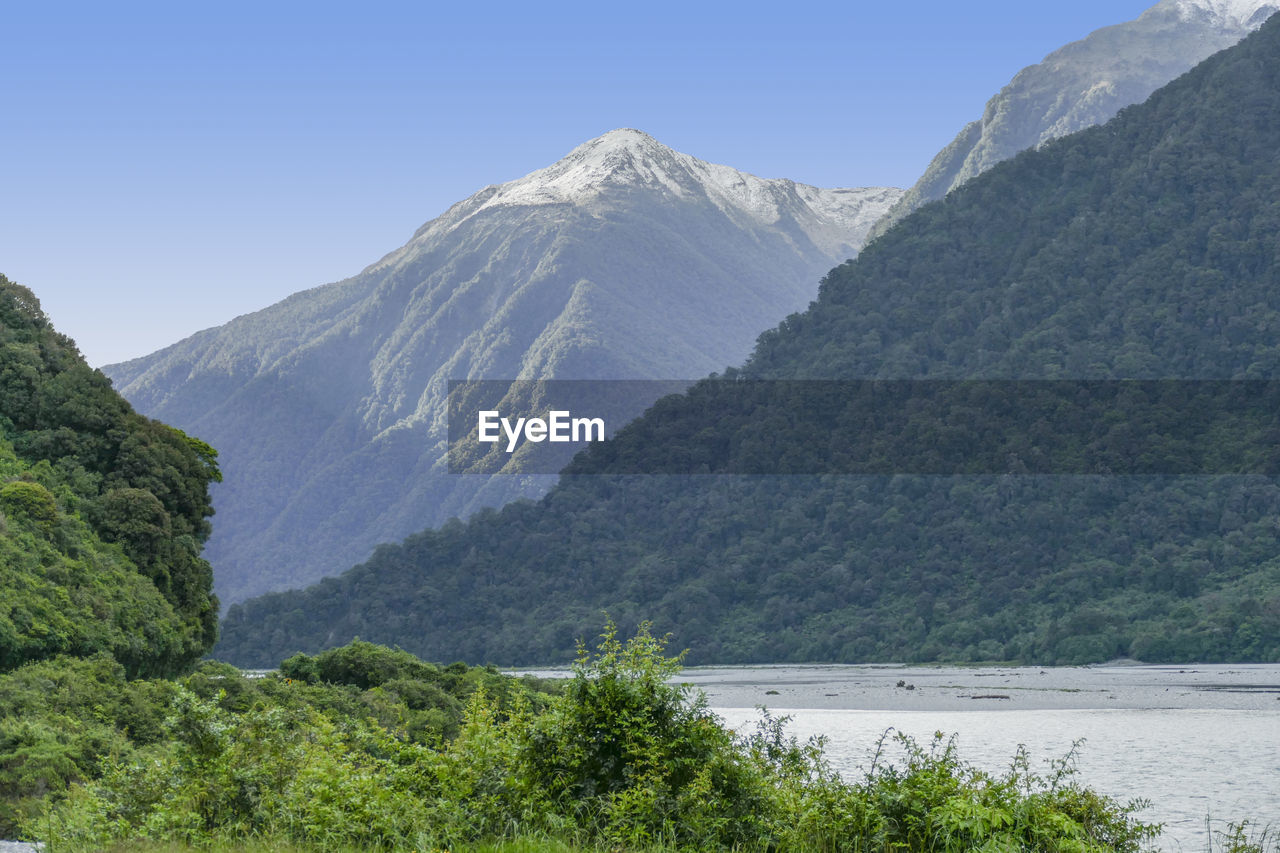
[681,662,1280,711]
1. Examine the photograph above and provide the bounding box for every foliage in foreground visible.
[23,624,1162,852]
[1214,823,1280,853]
[0,641,559,840]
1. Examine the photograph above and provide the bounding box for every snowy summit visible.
[385,128,900,267]
[1168,0,1278,25]
[469,128,888,229]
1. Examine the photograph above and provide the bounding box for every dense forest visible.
[219,15,1280,668]
[0,275,220,675]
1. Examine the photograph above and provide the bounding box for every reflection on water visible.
[712,707,1277,851]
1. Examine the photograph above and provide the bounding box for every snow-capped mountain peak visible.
[571,127,668,158]
[1168,0,1278,26]
[106,130,903,605]
[485,127,697,207]
[385,129,900,269]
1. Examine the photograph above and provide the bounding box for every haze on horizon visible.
[2,0,1155,366]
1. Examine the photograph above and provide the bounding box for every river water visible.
[517,662,1279,850]
[687,663,1280,852]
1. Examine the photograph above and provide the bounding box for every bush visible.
[281,640,439,689]
[774,733,1159,853]
[523,620,774,848]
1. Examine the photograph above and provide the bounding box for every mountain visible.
[217,14,1280,668]
[104,130,901,604]
[0,274,220,676]
[866,0,1278,241]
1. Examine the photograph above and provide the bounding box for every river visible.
[688,663,1280,852]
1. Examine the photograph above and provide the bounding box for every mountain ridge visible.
[866,0,1277,241]
[369,128,896,288]
[1174,0,1276,26]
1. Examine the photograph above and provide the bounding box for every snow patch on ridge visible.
[1170,0,1278,26]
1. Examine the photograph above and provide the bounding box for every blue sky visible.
[1,0,1156,366]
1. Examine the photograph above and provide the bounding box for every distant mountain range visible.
[107,0,1279,619]
[105,130,899,604]
[867,0,1278,240]
[217,11,1280,668]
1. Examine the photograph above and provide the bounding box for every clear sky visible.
[2,0,1157,366]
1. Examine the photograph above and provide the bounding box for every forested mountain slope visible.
[0,275,220,675]
[867,0,1277,240]
[217,17,1280,668]
[105,130,900,604]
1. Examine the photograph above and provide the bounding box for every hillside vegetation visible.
[0,274,220,675]
[220,15,1280,668]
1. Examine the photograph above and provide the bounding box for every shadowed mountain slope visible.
[867,0,1277,241]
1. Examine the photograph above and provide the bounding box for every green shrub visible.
[774,732,1160,853]
[281,640,439,689]
[523,620,774,848]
